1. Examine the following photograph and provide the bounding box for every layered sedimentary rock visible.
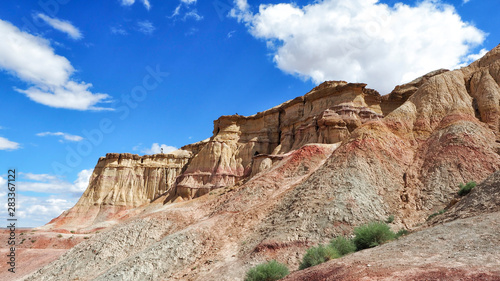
[44,150,192,230]
[176,81,385,198]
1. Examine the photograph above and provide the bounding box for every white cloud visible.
[141,143,177,155]
[0,193,78,227]
[171,5,182,17]
[170,0,203,21]
[111,25,128,35]
[0,170,92,227]
[184,10,203,21]
[21,173,58,182]
[36,13,83,40]
[36,131,83,142]
[73,169,93,192]
[463,0,470,3]
[18,169,93,194]
[231,0,486,94]
[0,19,111,110]
[0,136,20,150]
[120,0,151,10]
[137,20,155,34]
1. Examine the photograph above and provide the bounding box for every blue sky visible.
[0,0,498,227]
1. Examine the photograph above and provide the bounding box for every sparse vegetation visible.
[427,209,446,221]
[57,234,63,238]
[299,244,340,270]
[353,222,395,250]
[244,260,289,281]
[84,236,89,239]
[70,230,75,234]
[458,181,476,196]
[329,236,356,256]
[395,229,409,238]
[31,240,36,243]
[385,215,395,224]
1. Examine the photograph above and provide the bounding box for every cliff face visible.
[45,151,192,230]
[176,81,384,198]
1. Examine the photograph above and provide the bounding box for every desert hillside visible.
[16,44,500,281]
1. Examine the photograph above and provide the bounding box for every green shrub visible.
[245,260,289,281]
[299,244,339,270]
[330,236,356,256]
[57,234,63,238]
[458,181,476,196]
[385,215,394,224]
[395,229,409,238]
[427,209,446,221]
[353,222,395,250]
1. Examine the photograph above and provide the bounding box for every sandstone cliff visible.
[28,44,500,281]
[44,150,192,230]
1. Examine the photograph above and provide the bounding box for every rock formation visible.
[27,44,500,281]
[44,150,192,230]
[45,80,389,231]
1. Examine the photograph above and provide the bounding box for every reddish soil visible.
[0,229,89,281]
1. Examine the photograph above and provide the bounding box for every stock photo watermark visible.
[51,65,169,176]
[6,169,17,273]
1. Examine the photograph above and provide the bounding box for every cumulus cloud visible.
[36,13,83,40]
[0,170,92,227]
[231,0,486,94]
[120,0,151,10]
[36,131,83,142]
[0,136,20,150]
[18,169,93,194]
[0,193,78,227]
[137,20,155,34]
[141,143,177,155]
[0,19,111,110]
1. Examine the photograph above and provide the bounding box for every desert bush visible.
[385,215,394,224]
[330,236,356,256]
[244,260,289,281]
[299,244,340,270]
[395,229,409,238]
[353,222,395,250]
[458,181,476,196]
[57,234,63,238]
[427,209,446,221]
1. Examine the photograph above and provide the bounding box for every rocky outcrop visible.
[43,150,192,230]
[176,81,384,198]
